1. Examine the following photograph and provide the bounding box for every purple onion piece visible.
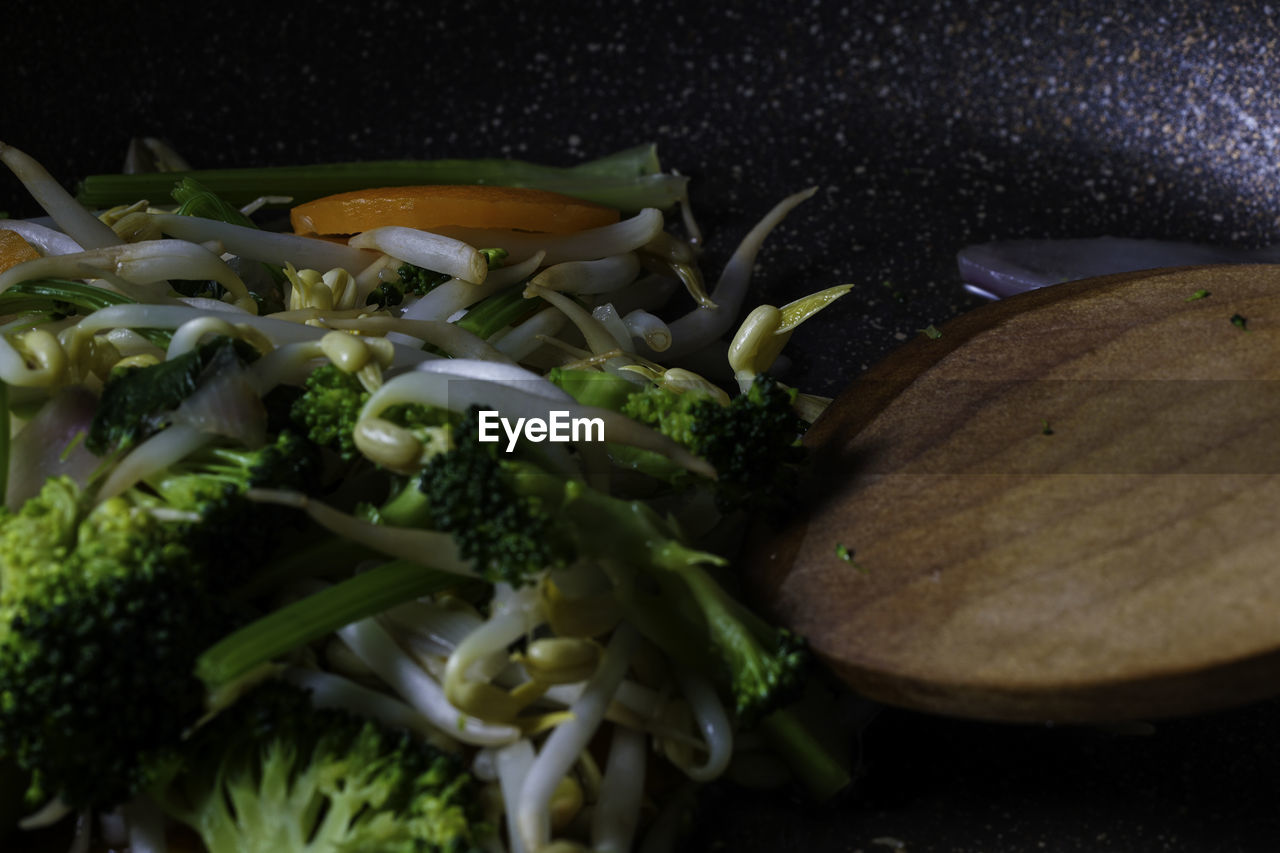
[8,388,101,510]
[957,237,1280,300]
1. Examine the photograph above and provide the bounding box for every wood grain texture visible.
[746,265,1280,723]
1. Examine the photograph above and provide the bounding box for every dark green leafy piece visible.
[87,336,258,455]
[365,263,451,309]
[172,177,257,228]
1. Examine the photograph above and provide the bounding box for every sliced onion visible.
[153,213,376,273]
[170,346,268,448]
[0,239,254,312]
[7,387,102,509]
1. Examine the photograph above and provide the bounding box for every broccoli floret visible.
[0,431,319,809]
[290,364,367,461]
[155,680,486,853]
[617,381,712,447]
[140,431,320,590]
[668,560,808,723]
[0,478,243,808]
[384,410,805,720]
[290,365,453,465]
[685,374,807,510]
[368,409,567,586]
[365,262,451,309]
[621,374,807,512]
[541,472,808,722]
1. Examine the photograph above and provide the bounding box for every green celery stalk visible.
[77,145,687,211]
[195,559,470,690]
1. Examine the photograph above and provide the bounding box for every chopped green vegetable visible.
[1231,313,1250,331]
[171,177,257,228]
[87,335,259,455]
[289,363,369,461]
[77,144,687,210]
[0,432,320,808]
[154,680,487,853]
[1186,289,1211,301]
[405,408,568,586]
[629,375,807,513]
[835,543,868,574]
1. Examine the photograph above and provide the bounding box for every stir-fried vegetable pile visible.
[0,140,852,853]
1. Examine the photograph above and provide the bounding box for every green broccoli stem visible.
[77,145,686,210]
[372,476,433,528]
[195,559,466,690]
[510,466,716,573]
[233,537,380,599]
[509,464,843,799]
[456,287,541,340]
[759,708,851,802]
[549,367,640,411]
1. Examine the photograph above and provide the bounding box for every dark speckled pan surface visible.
[6,1,1280,849]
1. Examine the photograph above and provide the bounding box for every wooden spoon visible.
[746,264,1280,723]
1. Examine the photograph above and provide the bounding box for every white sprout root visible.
[517,624,639,853]
[591,724,647,853]
[433,208,665,266]
[283,667,458,752]
[349,226,489,283]
[400,250,545,324]
[245,488,475,576]
[361,365,716,478]
[527,253,641,294]
[335,618,522,747]
[657,186,818,359]
[0,142,120,250]
[0,240,258,313]
[152,213,376,273]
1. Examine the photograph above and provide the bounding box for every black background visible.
[6,1,1280,850]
